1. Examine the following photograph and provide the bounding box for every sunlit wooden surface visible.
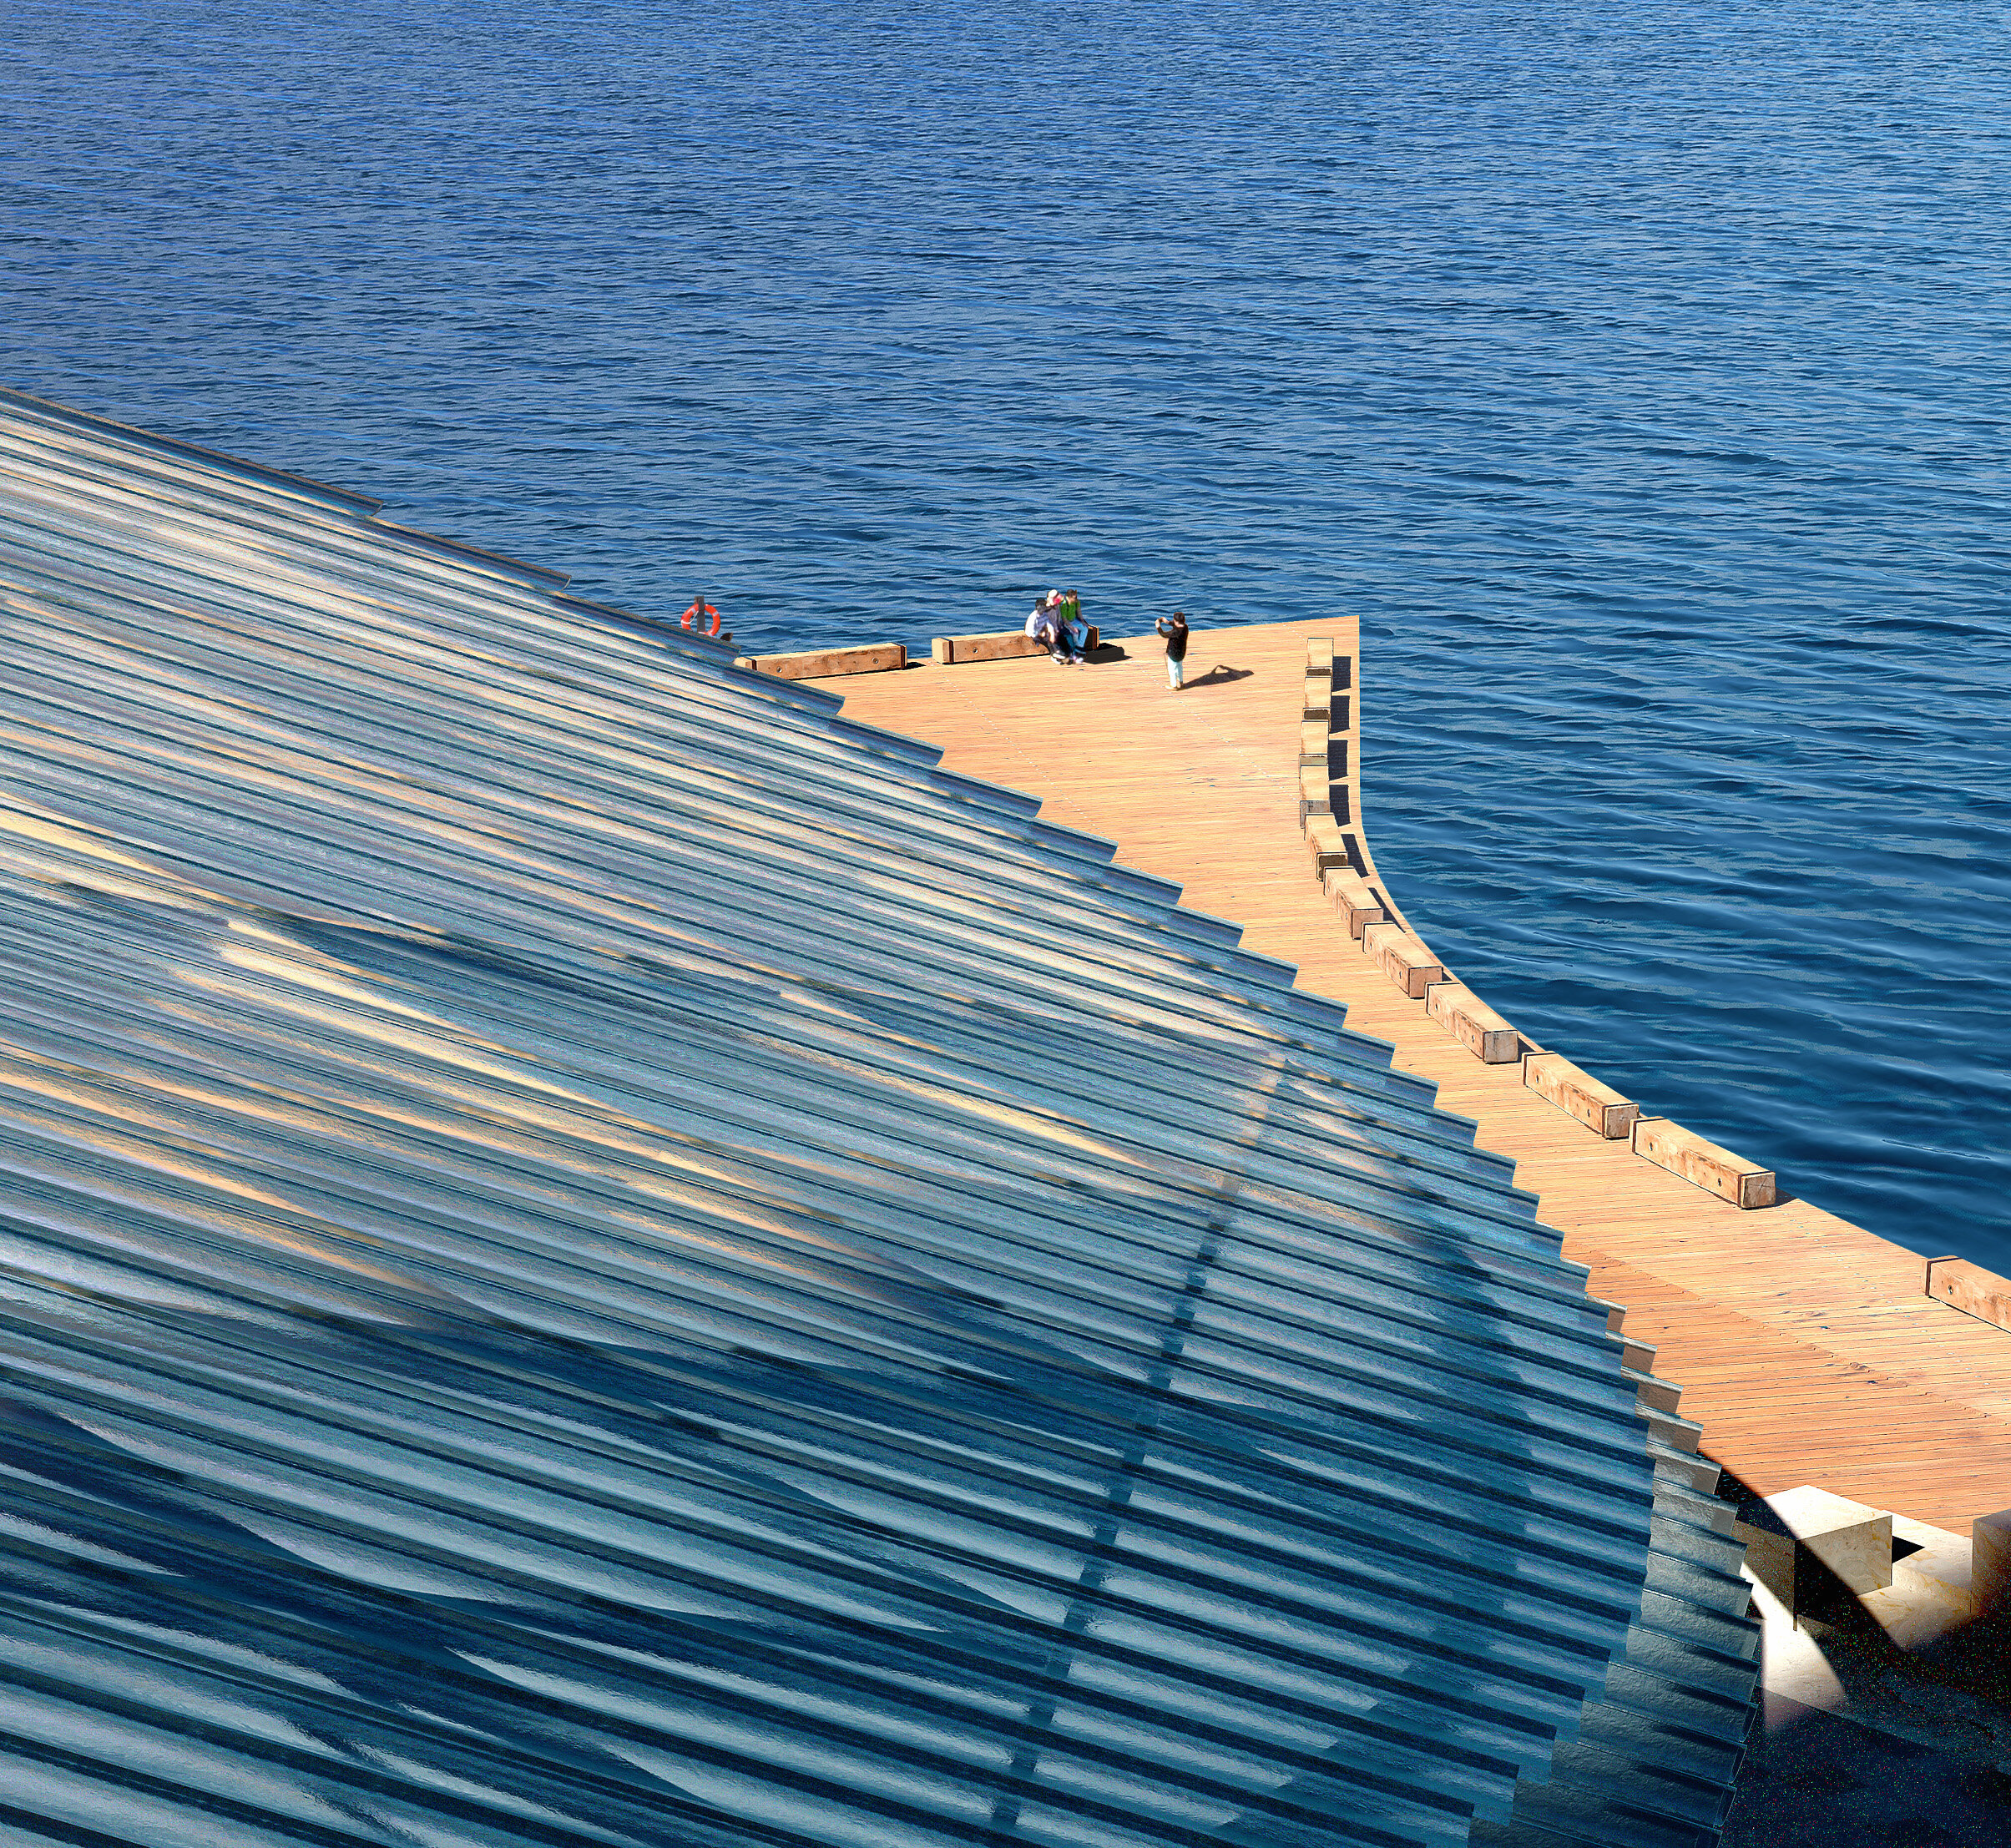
[816,618,2011,1532]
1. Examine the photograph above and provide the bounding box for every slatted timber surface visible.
[816,619,2011,1532]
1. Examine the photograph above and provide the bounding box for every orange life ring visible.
[681,598,722,638]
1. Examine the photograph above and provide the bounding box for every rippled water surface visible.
[6,0,2008,1261]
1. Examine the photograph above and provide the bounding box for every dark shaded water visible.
[5,0,2007,1261]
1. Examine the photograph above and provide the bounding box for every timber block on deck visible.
[932,627,1099,665]
[1424,981,1520,1063]
[1926,1256,2011,1333]
[1321,867,1384,938]
[736,642,906,679]
[1632,1116,1777,1209]
[1523,1052,1640,1140]
[1362,922,1444,1000]
[1297,766,1341,823]
[1303,817,1354,876]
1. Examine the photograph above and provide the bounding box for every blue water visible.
[6,0,2008,1264]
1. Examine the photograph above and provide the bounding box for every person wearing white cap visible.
[1025,590,1074,665]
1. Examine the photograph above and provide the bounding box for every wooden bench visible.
[1362,922,1444,999]
[736,642,906,679]
[1303,815,1355,877]
[1735,1485,1893,1613]
[931,626,1099,665]
[1424,981,1520,1063]
[1927,1256,2011,1332]
[1523,1051,1640,1140]
[1302,671,1333,724]
[1321,866,1384,938]
[1632,1116,1776,1209]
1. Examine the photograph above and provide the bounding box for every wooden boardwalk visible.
[816,618,2011,1532]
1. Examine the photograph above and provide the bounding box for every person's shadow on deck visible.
[1185,664,1252,689]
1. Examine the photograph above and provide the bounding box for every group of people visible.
[1024,589,1093,665]
[1026,589,1192,690]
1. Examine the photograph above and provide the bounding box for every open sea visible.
[5,0,2008,1265]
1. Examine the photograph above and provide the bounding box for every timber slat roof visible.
[0,388,1751,1847]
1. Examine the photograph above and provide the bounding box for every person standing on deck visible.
[1155,609,1190,690]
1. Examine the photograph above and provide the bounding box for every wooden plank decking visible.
[814,617,2011,1532]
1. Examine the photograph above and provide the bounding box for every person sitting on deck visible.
[1059,590,1091,661]
[1025,590,1078,666]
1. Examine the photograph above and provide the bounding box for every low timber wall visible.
[735,642,907,679]
[1305,630,1780,1212]
[734,625,1104,679]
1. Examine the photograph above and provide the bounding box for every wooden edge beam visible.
[1362,921,1444,999]
[1321,866,1384,937]
[737,642,906,679]
[1523,1051,1640,1140]
[1926,1256,2011,1333]
[1632,1116,1777,1209]
[1423,980,1520,1063]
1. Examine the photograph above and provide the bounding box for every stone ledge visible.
[1736,1484,1893,1612]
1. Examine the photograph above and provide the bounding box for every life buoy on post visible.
[681,596,722,638]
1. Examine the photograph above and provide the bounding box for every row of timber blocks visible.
[732,627,1107,679]
[1301,635,1780,1211]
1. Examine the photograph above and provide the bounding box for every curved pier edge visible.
[1311,623,1753,1848]
[1305,626,1760,1848]
[1306,624,1780,1214]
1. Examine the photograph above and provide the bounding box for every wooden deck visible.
[815,619,2011,1532]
